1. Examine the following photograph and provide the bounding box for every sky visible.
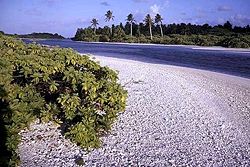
[0,0,250,37]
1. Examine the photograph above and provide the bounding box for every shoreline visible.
[22,39,250,79]
[86,53,250,79]
[91,54,250,84]
[22,38,250,52]
[76,40,250,52]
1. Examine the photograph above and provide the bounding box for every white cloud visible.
[100,2,110,6]
[42,0,62,6]
[134,10,144,22]
[164,0,170,7]
[150,4,160,16]
[24,8,42,16]
[230,14,250,26]
[217,18,226,25]
[132,0,149,3]
[217,5,232,12]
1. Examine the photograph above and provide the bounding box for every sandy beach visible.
[191,46,250,53]
[19,55,250,166]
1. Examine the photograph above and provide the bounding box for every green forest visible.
[18,33,65,39]
[74,11,250,48]
[0,31,65,39]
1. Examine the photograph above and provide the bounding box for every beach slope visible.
[85,55,250,166]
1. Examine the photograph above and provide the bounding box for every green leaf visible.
[49,81,59,92]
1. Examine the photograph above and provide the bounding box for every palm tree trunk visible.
[110,27,112,36]
[138,24,140,36]
[130,23,133,37]
[149,24,152,40]
[94,27,96,35]
[160,24,163,37]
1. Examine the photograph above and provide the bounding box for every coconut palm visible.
[126,13,135,37]
[105,10,114,35]
[144,14,153,40]
[91,18,99,34]
[155,14,164,37]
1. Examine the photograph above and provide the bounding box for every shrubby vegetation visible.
[1,31,64,39]
[73,11,250,48]
[74,26,250,48]
[219,34,250,48]
[0,35,127,166]
[18,32,65,39]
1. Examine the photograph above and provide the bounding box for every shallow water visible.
[24,39,250,78]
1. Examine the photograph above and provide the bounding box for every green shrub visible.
[220,36,250,48]
[161,36,172,44]
[111,27,126,42]
[75,28,97,42]
[99,35,110,42]
[0,35,127,166]
[168,34,188,45]
[124,36,138,43]
[151,36,165,44]
[188,35,210,46]
[138,35,150,43]
[204,35,222,46]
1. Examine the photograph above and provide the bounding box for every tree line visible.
[0,31,65,39]
[73,11,250,48]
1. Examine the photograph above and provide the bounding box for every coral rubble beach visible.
[19,55,250,166]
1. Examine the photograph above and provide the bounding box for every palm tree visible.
[155,14,163,37]
[126,13,135,37]
[91,18,99,34]
[144,14,153,40]
[105,10,114,35]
